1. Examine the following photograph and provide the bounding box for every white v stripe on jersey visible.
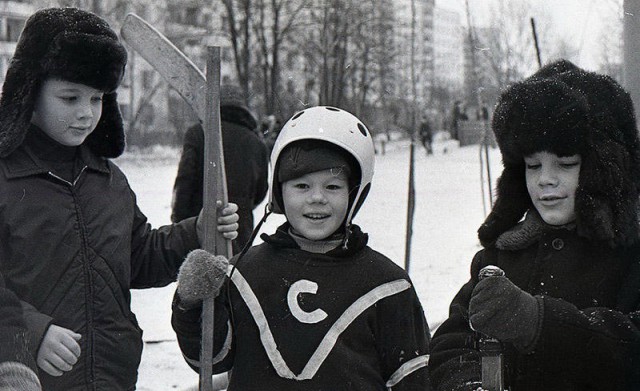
[385,354,429,389]
[228,268,411,381]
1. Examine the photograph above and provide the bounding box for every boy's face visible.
[31,78,104,146]
[282,168,350,241]
[525,151,581,226]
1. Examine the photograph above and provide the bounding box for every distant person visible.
[429,60,640,390]
[172,106,431,390]
[0,8,239,390]
[477,106,489,121]
[418,115,434,155]
[171,84,269,253]
[451,100,467,141]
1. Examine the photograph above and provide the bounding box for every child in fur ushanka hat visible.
[0,8,240,390]
[171,106,431,390]
[429,60,640,391]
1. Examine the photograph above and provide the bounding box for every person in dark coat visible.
[0,274,41,390]
[429,59,640,390]
[171,106,431,390]
[419,115,434,155]
[450,100,467,141]
[0,8,239,390]
[171,84,269,253]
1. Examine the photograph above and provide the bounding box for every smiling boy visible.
[429,60,640,390]
[172,106,431,390]
[0,8,239,390]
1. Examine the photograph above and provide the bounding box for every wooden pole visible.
[465,0,493,216]
[465,3,503,390]
[530,18,542,68]
[404,0,418,272]
[200,46,233,391]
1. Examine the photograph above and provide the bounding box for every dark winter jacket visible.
[171,112,269,253]
[172,223,431,390]
[429,211,640,391]
[0,274,37,371]
[0,127,201,390]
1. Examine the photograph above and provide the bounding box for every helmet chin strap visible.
[342,223,353,250]
[237,204,273,259]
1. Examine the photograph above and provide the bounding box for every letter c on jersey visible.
[287,280,328,324]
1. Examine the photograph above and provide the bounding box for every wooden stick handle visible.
[199,45,232,391]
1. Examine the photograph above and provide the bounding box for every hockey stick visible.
[120,14,206,118]
[121,14,232,391]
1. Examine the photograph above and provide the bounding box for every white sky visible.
[437,0,623,70]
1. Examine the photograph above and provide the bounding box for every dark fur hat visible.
[0,7,128,158]
[479,59,640,248]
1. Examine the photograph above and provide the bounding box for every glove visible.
[469,276,540,350]
[37,325,81,376]
[177,249,229,308]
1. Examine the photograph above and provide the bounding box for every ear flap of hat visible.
[478,164,532,247]
[558,69,640,246]
[575,127,639,246]
[0,62,38,157]
[83,92,126,158]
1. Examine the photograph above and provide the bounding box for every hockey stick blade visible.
[120,13,206,120]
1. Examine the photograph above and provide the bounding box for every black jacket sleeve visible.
[171,285,235,374]
[377,282,431,390]
[130,197,201,289]
[428,252,483,391]
[0,274,38,372]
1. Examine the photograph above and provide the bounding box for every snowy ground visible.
[116,135,504,390]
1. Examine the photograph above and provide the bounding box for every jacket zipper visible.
[48,167,96,387]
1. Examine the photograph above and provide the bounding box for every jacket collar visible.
[260,222,369,258]
[2,142,110,180]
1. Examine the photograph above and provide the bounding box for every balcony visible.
[0,1,34,18]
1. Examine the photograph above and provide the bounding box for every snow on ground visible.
[116,137,504,390]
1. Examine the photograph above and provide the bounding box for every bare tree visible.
[252,0,310,116]
[221,0,253,98]
[598,8,623,80]
[299,1,396,110]
[481,1,537,88]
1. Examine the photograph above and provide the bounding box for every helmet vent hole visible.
[357,123,368,136]
[326,107,340,112]
[292,111,305,120]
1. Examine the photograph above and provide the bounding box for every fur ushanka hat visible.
[478,59,640,248]
[0,7,128,158]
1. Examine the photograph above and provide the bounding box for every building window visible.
[6,18,25,42]
[185,7,199,25]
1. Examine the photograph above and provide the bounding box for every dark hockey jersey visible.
[172,223,431,390]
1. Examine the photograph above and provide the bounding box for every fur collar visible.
[495,210,576,251]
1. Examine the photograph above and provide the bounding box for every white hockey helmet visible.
[268,106,375,225]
